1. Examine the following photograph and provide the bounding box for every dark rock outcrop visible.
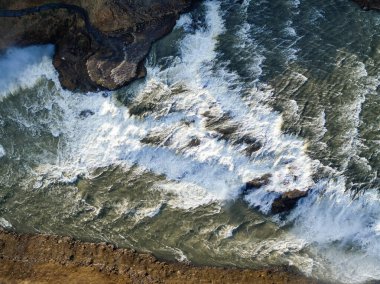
[0,0,194,92]
[271,190,308,214]
[242,174,308,214]
[353,0,380,10]
[244,174,272,192]
[79,109,95,118]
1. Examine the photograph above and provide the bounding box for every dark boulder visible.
[79,109,95,118]
[245,142,262,156]
[271,189,308,214]
[241,174,272,196]
[246,174,272,190]
[0,0,194,92]
[187,137,201,147]
[235,135,262,156]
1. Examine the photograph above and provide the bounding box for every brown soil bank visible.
[0,229,321,284]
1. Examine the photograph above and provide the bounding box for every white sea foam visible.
[172,248,189,263]
[290,0,301,9]
[286,178,380,283]
[26,1,314,211]
[0,217,12,228]
[0,45,55,99]
[235,21,265,80]
[1,1,380,283]
[0,2,313,213]
[282,20,300,62]
[0,145,5,158]
[218,224,239,239]
[175,13,193,31]
[232,0,265,81]
[127,204,163,223]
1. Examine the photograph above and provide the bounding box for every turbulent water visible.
[1,0,380,283]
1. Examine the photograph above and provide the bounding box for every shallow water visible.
[0,0,380,283]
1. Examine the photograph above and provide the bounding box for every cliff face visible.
[0,0,193,92]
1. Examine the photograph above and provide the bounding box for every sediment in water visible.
[0,228,322,283]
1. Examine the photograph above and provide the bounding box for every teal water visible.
[0,1,380,283]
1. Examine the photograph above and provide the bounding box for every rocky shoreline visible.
[0,228,322,283]
[0,0,195,92]
[0,0,377,92]
[0,1,376,283]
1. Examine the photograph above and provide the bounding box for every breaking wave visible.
[0,1,380,283]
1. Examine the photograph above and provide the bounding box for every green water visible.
[1,1,380,283]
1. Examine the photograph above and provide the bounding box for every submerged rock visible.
[79,109,95,118]
[235,135,262,156]
[187,137,201,147]
[245,174,272,191]
[0,0,194,92]
[242,175,308,214]
[271,189,309,214]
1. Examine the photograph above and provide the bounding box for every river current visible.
[0,0,380,283]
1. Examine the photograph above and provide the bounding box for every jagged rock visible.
[235,135,262,156]
[245,174,272,192]
[79,109,95,118]
[0,0,194,92]
[245,142,262,156]
[188,137,201,147]
[271,189,308,214]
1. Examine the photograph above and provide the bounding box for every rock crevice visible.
[0,0,194,92]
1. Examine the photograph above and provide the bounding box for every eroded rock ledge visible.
[0,228,321,283]
[0,1,376,92]
[0,0,194,92]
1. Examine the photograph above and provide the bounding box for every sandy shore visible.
[0,228,324,284]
